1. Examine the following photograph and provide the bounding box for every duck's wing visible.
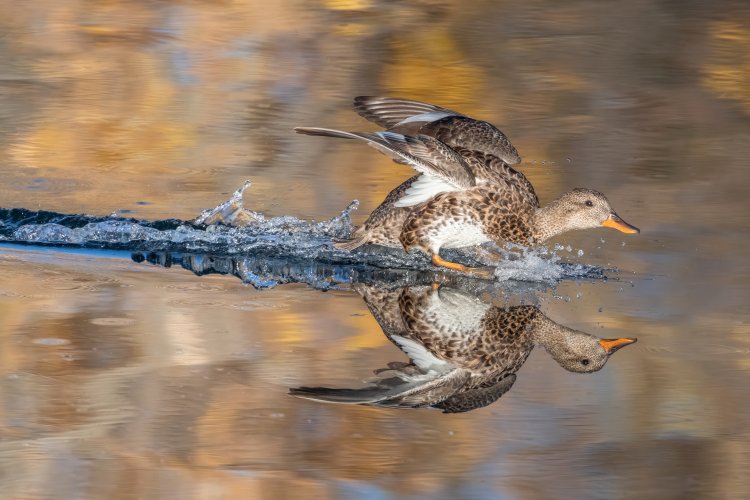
[289,366,471,409]
[433,374,517,413]
[354,96,521,165]
[416,117,522,165]
[353,96,464,129]
[294,127,476,192]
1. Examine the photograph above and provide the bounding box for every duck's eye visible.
[585,200,593,207]
[581,359,590,366]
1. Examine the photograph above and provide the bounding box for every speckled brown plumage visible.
[290,284,636,413]
[296,97,639,265]
[333,175,419,250]
[397,287,537,380]
[337,148,539,251]
[290,285,636,412]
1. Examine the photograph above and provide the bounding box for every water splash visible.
[0,181,609,287]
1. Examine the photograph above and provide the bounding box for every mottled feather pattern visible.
[397,288,537,379]
[413,116,522,165]
[457,150,538,208]
[334,175,419,249]
[399,186,535,253]
[433,373,517,413]
[306,96,630,257]
[335,98,533,253]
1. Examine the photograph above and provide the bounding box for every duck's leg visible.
[470,245,506,265]
[431,254,496,279]
[431,253,469,272]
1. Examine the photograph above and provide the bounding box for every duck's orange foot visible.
[431,254,496,279]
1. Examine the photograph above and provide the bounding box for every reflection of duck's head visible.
[534,316,637,373]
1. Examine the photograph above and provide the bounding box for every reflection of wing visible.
[294,127,475,191]
[289,368,471,408]
[353,96,521,165]
[292,284,475,409]
[434,374,517,413]
[290,286,538,412]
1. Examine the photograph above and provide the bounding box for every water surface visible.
[1,1,750,498]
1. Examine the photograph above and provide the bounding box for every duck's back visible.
[458,149,539,209]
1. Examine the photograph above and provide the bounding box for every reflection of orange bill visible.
[598,337,637,354]
[602,213,640,234]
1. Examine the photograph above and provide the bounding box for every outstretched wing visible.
[289,368,471,408]
[294,127,476,192]
[354,96,522,165]
[353,96,463,129]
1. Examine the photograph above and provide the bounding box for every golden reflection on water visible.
[1,0,750,498]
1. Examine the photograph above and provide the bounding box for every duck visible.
[290,284,637,412]
[295,97,639,277]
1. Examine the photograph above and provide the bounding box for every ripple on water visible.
[32,338,70,346]
[89,317,135,326]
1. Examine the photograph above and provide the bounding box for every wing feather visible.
[353,96,463,128]
[294,127,476,190]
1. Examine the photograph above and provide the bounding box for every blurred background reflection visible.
[1,0,749,498]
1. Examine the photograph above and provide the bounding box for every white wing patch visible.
[390,335,451,372]
[395,110,454,126]
[395,175,458,207]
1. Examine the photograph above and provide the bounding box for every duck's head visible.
[533,313,637,372]
[545,189,639,236]
[548,331,637,373]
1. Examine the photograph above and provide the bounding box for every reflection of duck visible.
[296,97,638,277]
[290,285,636,412]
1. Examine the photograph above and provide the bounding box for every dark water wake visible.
[0,181,608,289]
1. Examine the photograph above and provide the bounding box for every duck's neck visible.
[531,198,572,243]
[530,314,580,356]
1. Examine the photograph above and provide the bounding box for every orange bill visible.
[598,337,637,354]
[602,213,640,234]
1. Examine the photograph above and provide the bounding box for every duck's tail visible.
[332,234,367,251]
[332,224,370,251]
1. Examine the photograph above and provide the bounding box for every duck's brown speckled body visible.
[295,97,639,276]
[290,285,637,413]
